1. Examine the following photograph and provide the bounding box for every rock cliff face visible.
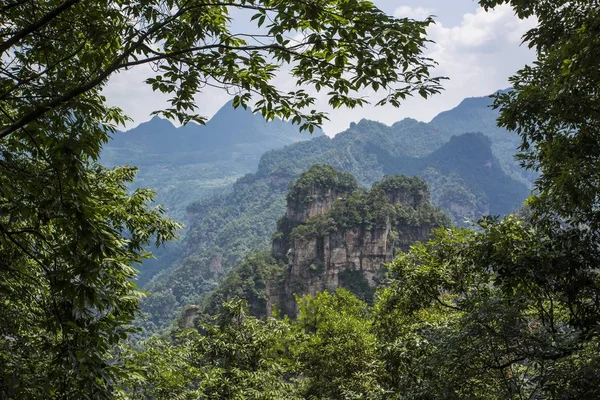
[267,165,449,316]
[272,187,353,259]
[271,166,358,261]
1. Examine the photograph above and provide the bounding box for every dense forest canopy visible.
[0,0,444,398]
[137,1,600,398]
[2,0,600,399]
[140,122,530,334]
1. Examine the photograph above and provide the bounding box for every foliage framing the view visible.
[1,0,444,137]
[1,0,445,397]
[119,1,600,399]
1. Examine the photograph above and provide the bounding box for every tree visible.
[293,289,385,399]
[1,0,444,135]
[376,218,600,398]
[0,164,180,398]
[371,1,600,398]
[124,299,300,399]
[1,1,443,398]
[480,0,600,227]
[117,333,202,400]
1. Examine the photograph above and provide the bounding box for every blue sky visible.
[104,1,536,136]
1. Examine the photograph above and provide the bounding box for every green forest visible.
[2,0,600,399]
[140,105,531,334]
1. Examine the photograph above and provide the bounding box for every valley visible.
[116,91,534,334]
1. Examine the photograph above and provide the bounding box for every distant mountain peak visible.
[392,117,425,128]
[355,118,387,129]
[210,98,252,118]
[129,115,175,131]
[105,99,319,161]
[494,87,513,95]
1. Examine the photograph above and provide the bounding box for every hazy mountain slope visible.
[255,93,533,190]
[255,118,448,186]
[101,101,320,285]
[141,131,529,333]
[103,101,322,220]
[374,132,529,220]
[429,91,536,186]
[105,100,321,160]
[140,174,290,332]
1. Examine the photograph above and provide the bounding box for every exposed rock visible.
[266,169,450,316]
[208,254,223,278]
[179,305,200,329]
[272,186,354,259]
[286,187,349,222]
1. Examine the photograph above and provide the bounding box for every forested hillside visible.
[140,95,531,333]
[103,100,322,223]
[429,90,537,186]
[376,132,529,219]
[101,102,320,285]
[5,0,600,398]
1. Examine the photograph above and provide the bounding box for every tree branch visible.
[0,0,30,14]
[0,0,81,55]
[0,5,188,140]
[0,41,87,101]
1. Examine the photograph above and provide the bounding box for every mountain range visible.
[131,91,534,334]
[102,102,322,285]
[103,100,322,222]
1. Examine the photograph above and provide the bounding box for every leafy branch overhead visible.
[0,1,446,398]
[0,0,444,139]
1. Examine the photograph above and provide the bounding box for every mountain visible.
[105,100,322,162]
[101,101,321,285]
[102,101,323,219]
[253,118,529,221]
[374,132,528,220]
[429,90,537,186]
[139,92,532,334]
[267,167,450,316]
[192,166,450,321]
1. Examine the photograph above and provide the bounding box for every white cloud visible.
[294,4,536,135]
[393,6,434,20]
[103,65,168,128]
[103,64,232,130]
[423,4,536,96]
[103,3,537,135]
[428,4,535,52]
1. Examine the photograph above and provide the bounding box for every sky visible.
[103,1,536,136]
